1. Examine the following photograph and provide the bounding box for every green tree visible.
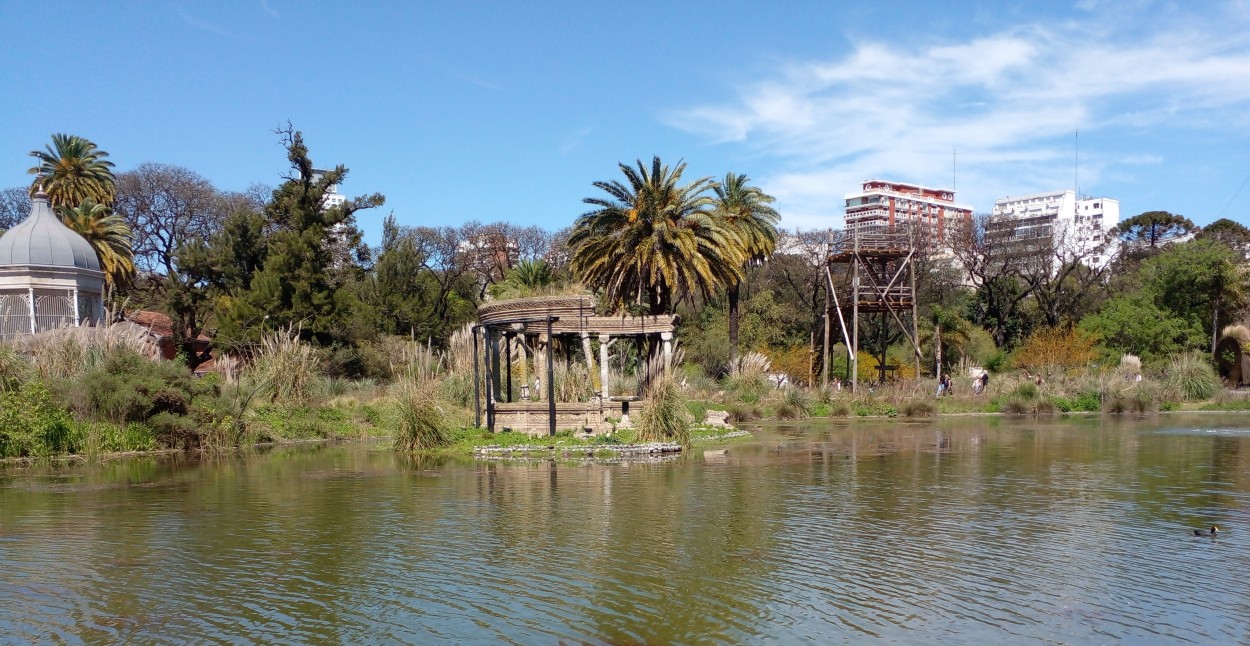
[1078,293,1202,362]
[1116,210,1197,256]
[57,199,135,286]
[1140,238,1248,352]
[919,305,973,380]
[489,258,560,299]
[217,128,384,349]
[570,157,744,315]
[27,134,116,208]
[712,172,780,353]
[1199,218,1250,257]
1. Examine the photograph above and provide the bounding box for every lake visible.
[2,414,1249,644]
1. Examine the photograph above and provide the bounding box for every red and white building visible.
[843,179,973,243]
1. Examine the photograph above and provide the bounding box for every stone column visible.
[581,332,596,394]
[534,333,548,401]
[72,287,80,326]
[661,331,673,368]
[598,334,611,400]
[27,288,36,334]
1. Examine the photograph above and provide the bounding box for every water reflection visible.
[2,416,1250,643]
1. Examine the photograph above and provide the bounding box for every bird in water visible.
[1193,525,1220,537]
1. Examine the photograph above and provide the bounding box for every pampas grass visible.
[1164,352,1220,401]
[636,371,691,445]
[393,379,452,450]
[249,326,321,404]
[23,324,151,381]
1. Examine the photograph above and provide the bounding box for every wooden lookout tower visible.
[821,225,923,393]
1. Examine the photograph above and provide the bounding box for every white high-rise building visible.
[990,190,1120,269]
[311,168,347,210]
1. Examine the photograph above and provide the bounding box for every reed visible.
[248,326,321,405]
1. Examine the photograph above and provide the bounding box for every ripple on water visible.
[3,420,1250,643]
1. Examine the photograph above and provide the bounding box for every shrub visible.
[636,373,691,445]
[773,387,812,420]
[1013,326,1098,377]
[0,344,31,392]
[1002,397,1031,415]
[902,399,936,417]
[1164,352,1220,401]
[828,401,851,417]
[69,350,213,425]
[0,383,79,458]
[393,381,452,451]
[727,402,762,423]
[1034,399,1058,416]
[1014,382,1038,400]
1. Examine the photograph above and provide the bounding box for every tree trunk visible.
[728,280,741,356]
[934,325,943,382]
[1213,292,1221,353]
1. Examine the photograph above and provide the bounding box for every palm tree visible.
[58,199,135,285]
[489,258,559,299]
[712,173,780,352]
[27,134,116,208]
[570,157,744,315]
[919,305,973,382]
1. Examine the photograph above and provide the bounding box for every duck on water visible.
[1193,526,1220,537]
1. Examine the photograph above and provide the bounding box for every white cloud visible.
[665,3,1250,230]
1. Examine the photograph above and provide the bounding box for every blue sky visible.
[3,0,1250,243]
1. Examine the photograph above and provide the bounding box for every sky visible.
[3,0,1250,244]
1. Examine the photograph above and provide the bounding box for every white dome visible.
[0,192,101,271]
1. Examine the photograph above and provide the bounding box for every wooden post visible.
[472,325,481,428]
[909,257,922,378]
[851,232,859,394]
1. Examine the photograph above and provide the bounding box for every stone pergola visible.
[0,191,104,340]
[474,295,677,436]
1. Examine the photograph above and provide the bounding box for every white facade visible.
[991,190,1120,269]
[311,168,347,209]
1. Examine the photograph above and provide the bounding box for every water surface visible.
[3,414,1249,644]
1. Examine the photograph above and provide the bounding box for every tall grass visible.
[22,324,150,381]
[249,326,321,404]
[774,386,812,419]
[636,372,691,445]
[553,361,596,402]
[1164,352,1220,401]
[393,379,452,451]
[0,344,31,391]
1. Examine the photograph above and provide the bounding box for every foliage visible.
[214,128,385,349]
[58,198,135,285]
[1163,352,1220,401]
[393,380,452,451]
[773,386,812,420]
[636,372,691,445]
[0,383,79,458]
[248,327,322,404]
[1116,210,1197,255]
[901,399,936,417]
[27,133,116,208]
[569,157,744,314]
[1078,293,1202,363]
[713,172,780,349]
[1011,326,1098,376]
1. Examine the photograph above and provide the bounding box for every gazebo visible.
[0,191,104,340]
[474,294,678,436]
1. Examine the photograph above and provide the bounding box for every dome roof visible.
[0,192,101,271]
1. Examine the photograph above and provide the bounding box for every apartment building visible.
[989,190,1119,269]
[843,180,972,243]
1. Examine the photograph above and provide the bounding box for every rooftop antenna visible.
[1074,129,1080,198]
